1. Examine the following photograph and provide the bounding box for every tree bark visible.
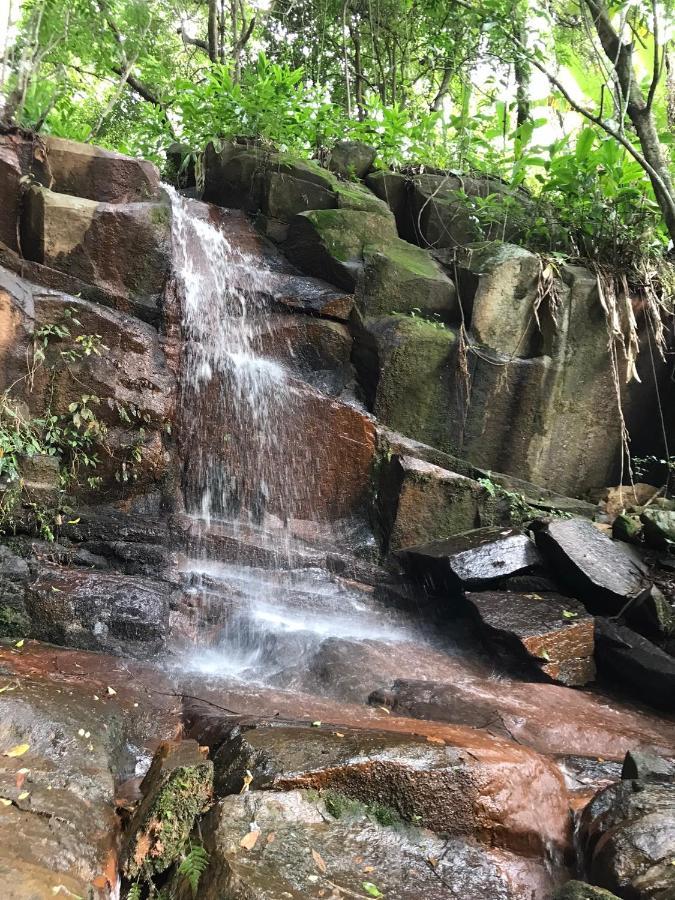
[207,0,218,62]
[583,0,675,244]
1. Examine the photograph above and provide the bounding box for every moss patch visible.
[0,604,30,637]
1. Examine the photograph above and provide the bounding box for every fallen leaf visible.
[106,686,116,696]
[0,798,11,806]
[14,639,24,649]
[4,743,29,758]
[333,732,345,738]
[266,832,276,844]
[376,707,390,715]
[240,830,260,850]
[312,848,327,873]
[240,769,253,794]
[0,683,17,694]
[311,721,322,727]
[426,736,445,745]
[562,610,578,619]
[15,772,26,789]
[363,865,374,873]
[362,882,383,898]
[67,518,80,525]
[17,791,29,801]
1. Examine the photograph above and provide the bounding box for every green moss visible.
[149,202,171,227]
[323,790,403,828]
[0,604,30,637]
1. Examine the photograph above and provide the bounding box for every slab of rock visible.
[579,778,675,899]
[183,789,556,900]
[0,135,23,250]
[399,527,543,593]
[24,565,173,657]
[191,719,570,857]
[594,619,675,710]
[641,508,675,548]
[465,590,595,686]
[377,454,490,552]
[20,184,171,312]
[265,269,354,320]
[122,739,213,881]
[535,517,650,613]
[40,136,160,203]
[621,750,674,782]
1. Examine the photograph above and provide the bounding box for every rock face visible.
[579,776,675,898]
[536,517,650,613]
[376,454,490,552]
[399,527,543,592]
[21,185,171,320]
[328,139,376,179]
[187,789,556,900]
[464,590,596,686]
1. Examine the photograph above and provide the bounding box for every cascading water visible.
[167,187,420,682]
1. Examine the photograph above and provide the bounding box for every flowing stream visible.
[167,188,428,683]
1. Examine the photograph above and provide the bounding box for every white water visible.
[167,188,418,680]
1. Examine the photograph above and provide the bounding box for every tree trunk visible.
[583,0,675,244]
[207,0,218,62]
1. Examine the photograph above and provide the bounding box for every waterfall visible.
[166,188,412,680]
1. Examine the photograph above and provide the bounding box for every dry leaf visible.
[266,832,276,844]
[333,732,345,738]
[426,736,445,745]
[15,772,26,789]
[240,770,253,794]
[17,791,29,801]
[376,706,390,715]
[14,639,24,649]
[311,848,327,873]
[311,721,322,727]
[4,743,29,758]
[240,830,260,850]
[0,683,17,694]
[106,686,117,696]
[0,798,11,807]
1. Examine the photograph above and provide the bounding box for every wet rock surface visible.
[579,775,675,898]
[399,527,543,592]
[536,517,651,613]
[189,789,558,900]
[595,619,675,710]
[465,590,595,686]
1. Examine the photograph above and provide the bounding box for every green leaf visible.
[562,610,578,619]
[363,883,383,898]
[575,128,596,161]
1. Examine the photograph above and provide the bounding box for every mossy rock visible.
[0,603,31,637]
[122,740,213,881]
[552,881,620,900]
[359,246,457,319]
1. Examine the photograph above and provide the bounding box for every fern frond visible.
[127,883,143,900]
[178,844,210,897]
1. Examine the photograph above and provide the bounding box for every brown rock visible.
[20,185,171,309]
[0,136,23,250]
[41,136,160,203]
[601,483,660,521]
[465,590,596,686]
[377,454,489,552]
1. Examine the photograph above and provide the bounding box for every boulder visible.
[40,136,160,203]
[459,242,542,357]
[612,512,643,543]
[594,619,675,710]
[24,565,173,657]
[641,508,675,548]
[359,244,458,319]
[601,483,660,521]
[366,169,410,225]
[182,789,556,900]
[626,587,674,641]
[201,143,393,240]
[190,718,570,857]
[579,778,675,898]
[265,269,354,320]
[399,527,543,593]
[328,139,376,179]
[20,185,171,317]
[464,590,596,686]
[535,517,651,614]
[122,739,213,881]
[0,546,31,638]
[376,454,490,552]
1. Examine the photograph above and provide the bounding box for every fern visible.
[127,884,143,900]
[178,844,210,897]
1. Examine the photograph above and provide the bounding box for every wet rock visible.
[20,184,171,314]
[626,587,674,641]
[459,242,542,357]
[0,545,31,637]
[39,136,161,203]
[535,517,650,614]
[184,789,555,900]
[621,750,674,782]
[122,739,213,881]
[328,139,376,179]
[266,269,354,320]
[579,778,675,899]
[552,882,620,899]
[601,483,660,521]
[465,590,595,686]
[376,454,490,553]
[191,719,570,858]
[399,527,542,593]
[25,566,172,657]
[641,508,675,548]
[595,619,675,710]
